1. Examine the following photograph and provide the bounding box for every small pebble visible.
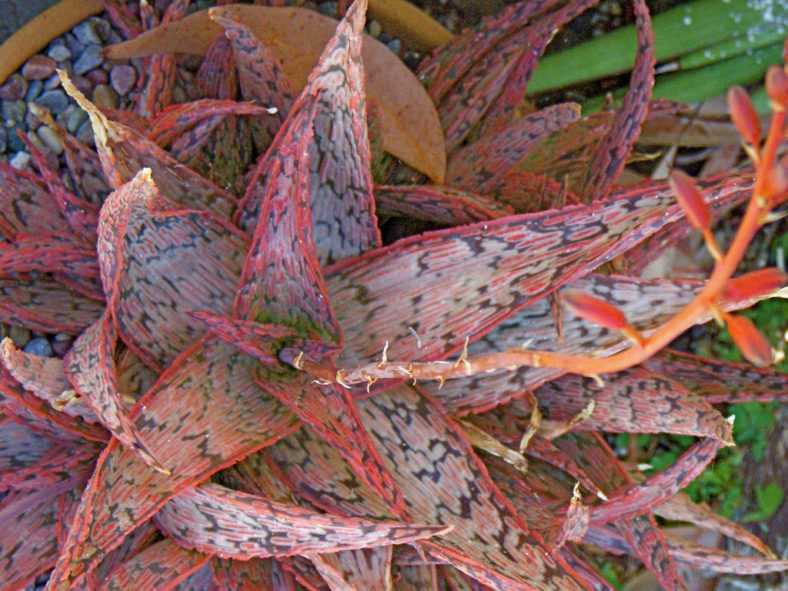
[9,151,30,170]
[90,18,111,43]
[0,126,6,153]
[37,126,64,156]
[73,20,103,46]
[70,75,93,97]
[171,85,187,104]
[23,337,53,357]
[43,73,62,91]
[34,89,69,115]
[110,64,137,96]
[52,334,73,358]
[2,100,26,126]
[25,109,42,131]
[27,131,47,154]
[387,39,401,54]
[8,325,31,348]
[368,20,382,38]
[22,55,56,81]
[6,125,25,152]
[76,119,94,144]
[73,45,104,76]
[85,68,108,86]
[66,107,88,134]
[47,43,72,62]
[65,33,84,57]
[25,79,43,102]
[92,84,119,109]
[317,1,337,16]
[81,173,106,197]
[0,74,28,101]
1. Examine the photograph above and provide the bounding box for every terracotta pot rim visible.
[0,0,104,86]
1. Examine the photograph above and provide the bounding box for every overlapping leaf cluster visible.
[1,1,787,590]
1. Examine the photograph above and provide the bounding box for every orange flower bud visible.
[726,314,773,367]
[668,170,710,231]
[722,268,787,302]
[563,290,628,330]
[728,85,761,146]
[765,65,788,108]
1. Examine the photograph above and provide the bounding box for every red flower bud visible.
[726,314,773,367]
[563,291,628,330]
[722,268,787,302]
[766,65,788,108]
[668,170,710,231]
[728,85,761,146]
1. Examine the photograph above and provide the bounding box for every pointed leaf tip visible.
[728,85,761,147]
[668,170,710,231]
[563,290,629,331]
[725,314,773,367]
[765,65,788,109]
[722,268,787,303]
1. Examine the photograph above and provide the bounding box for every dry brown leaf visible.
[105,5,446,183]
[368,0,452,51]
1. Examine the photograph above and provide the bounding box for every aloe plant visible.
[1,1,787,590]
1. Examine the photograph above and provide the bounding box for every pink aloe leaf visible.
[234,0,380,266]
[309,547,392,591]
[102,0,143,40]
[210,12,294,144]
[655,492,774,558]
[97,170,248,370]
[18,130,99,244]
[534,367,733,441]
[59,127,113,200]
[0,419,55,477]
[64,311,167,471]
[588,438,725,524]
[0,276,104,335]
[555,432,687,591]
[154,482,449,558]
[0,233,99,287]
[148,99,276,151]
[0,362,107,443]
[488,170,577,214]
[584,524,788,574]
[256,370,406,515]
[435,0,598,153]
[102,539,211,591]
[575,0,655,201]
[211,558,280,591]
[647,350,788,404]
[60,74,239,219]
[374,185,513,225]
[0,161,71,239]
[328,175,752,371]
[0,337,100,425]
[446,103,581,193]
[46,337,299,591]
[0,473,92,590]
[90,520,160,586]
[0,437,99,492]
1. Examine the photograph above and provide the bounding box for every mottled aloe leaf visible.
[310,547,392,591]
[647,350,788,404]
[97,170,248,370]
[556,433,686,591]
[211,558,278,591]
[446,103,581,193]
[435,0,598,153]
[65,311,166,471]
[59,126,113,199]
[46,337,298,590]
[589,438,724,524]
[256,370,405,515]
[655,492,774,558]
[103,539,210,591]
[0,233,99,286]
[0,363,107,443]
[534,367,733,441]
[19,131,99,244]
[188,310,299,365]
[0,161,71,239]
[148,99,274,151]
[211,13,294,146]
[0,437,98,491]
[575,0,654,201]
[60,74,239,219]
[174,563,219,591]
[488,170,575,214]
[155,483,448,558]
[0,338,100,425]
[374,185,513,225]
[0,419,54,476]
[235,0,380,266]
[0,474,92,590]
